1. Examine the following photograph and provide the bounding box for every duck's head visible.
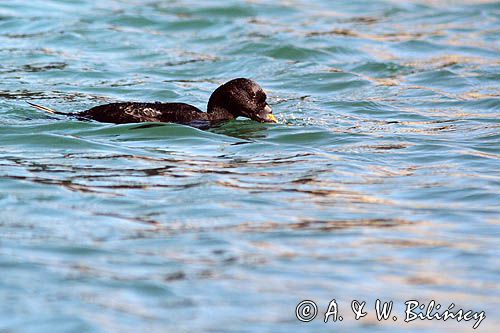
[207,78,277,123]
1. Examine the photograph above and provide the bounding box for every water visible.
[0,0,499,332]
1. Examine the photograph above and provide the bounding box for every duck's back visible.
[78,102,206,124]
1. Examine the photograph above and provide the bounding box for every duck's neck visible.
[207,107,236,123]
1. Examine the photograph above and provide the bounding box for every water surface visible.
[0,0,499,332]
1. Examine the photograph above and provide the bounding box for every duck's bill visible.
[264,114,278,123]
[258,104,278,123]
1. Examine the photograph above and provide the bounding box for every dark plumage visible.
[28,78,277,127]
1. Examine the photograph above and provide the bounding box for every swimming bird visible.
[27,78,277,127]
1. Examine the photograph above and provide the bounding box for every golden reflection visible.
[118,217,416,236]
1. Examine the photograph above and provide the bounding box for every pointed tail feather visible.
[26,101,59,114]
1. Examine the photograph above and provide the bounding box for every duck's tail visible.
[26,101,57,113]
[26,101,78,117]
[27,101,89,122]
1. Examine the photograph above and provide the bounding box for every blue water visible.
[0,0,499,332]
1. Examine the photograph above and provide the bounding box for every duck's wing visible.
[78,102,206,124]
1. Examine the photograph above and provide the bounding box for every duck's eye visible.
[256,93,266,103]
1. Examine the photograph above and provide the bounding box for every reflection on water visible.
[0,0,499,332]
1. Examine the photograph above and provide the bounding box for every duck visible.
[27,78,277,127]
